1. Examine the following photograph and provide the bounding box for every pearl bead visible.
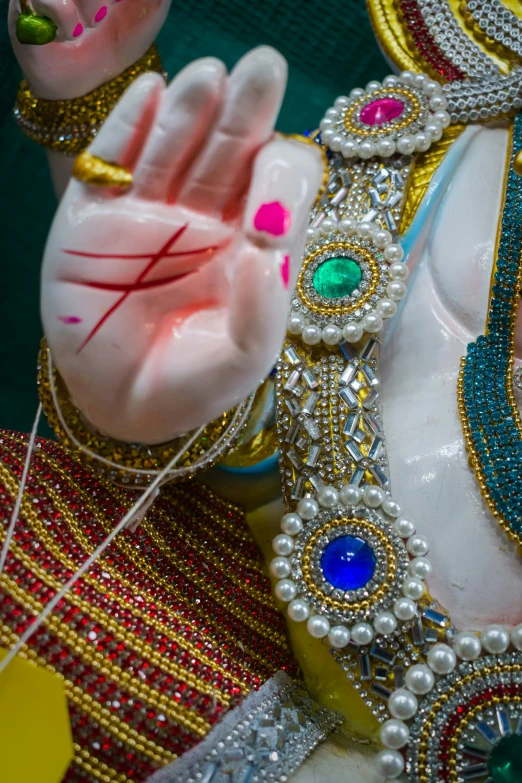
[427,643,457,675]
[328,625,351,649]
[320,217,334,235]
[380,719,409,750]
[373,611,397,635]
[340,484,362,506]
[287,598,310,622]
[402,576,425,601]
[414,73,428,89]
[405,663,435,695]
[454,632,482,661]
[317,485,340,509]
[397,134,416,155]
[359,140,376,159]
[351,622,374,645]
[306,227,317,240]
[429,94,448,112]
[339,217,357,235]
[272,534,294,556]
[392,517,416,538]
[319,118,334,131]
[406,534,430,557]
[322,324,342,345]
[424,80,442,97]
[383,75,399,88]
[281,513,303,536]
[481,624,510,654]
[270,556,291,579]
[415,132,431,152]
[387,280,407,301]
[297,497,319,520]
[274,579,297,602]
[388,688,418,720]
[375,749,404,779]
[363,484,385,508]
[377,298,398,319]
[434,110,451,129]
[377,139,396,157]
[384,244,404,263]
[307,615,330,639]
[408,557,432,580]
[374,229,393,249]
[321,129,335,144]
[393,597,417,621]
[302,324,322,345]
[334,95,350,109]
[343,322,364,343]
[357,222,374,239]
[362,312,383,333]
[287,312,304,335]
[324,107,339,119]
[382,498,401,518]
[400,70,415,84]
[366,80,382,92]
[389,261,408,279]
[350,87,365,100]
[511,624,522,651]
[329,134,344,153]
[341,140,358,158]
[426,121,443,142]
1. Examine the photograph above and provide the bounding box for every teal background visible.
[0,0,388,434]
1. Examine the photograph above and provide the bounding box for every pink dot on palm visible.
[72,22,83,37]
[58,316,82,324]
[94,6,107,22]
[254,201,291,236]
[281,255,290,289]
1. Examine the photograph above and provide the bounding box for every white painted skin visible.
[41,48,324,444]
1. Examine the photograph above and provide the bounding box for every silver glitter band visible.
[145,671,342,783]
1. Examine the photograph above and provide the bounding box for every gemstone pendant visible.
[16,7,57,45]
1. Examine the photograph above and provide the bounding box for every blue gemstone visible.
[321,535,376,591]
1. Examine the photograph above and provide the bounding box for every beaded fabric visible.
[0,431,296,782]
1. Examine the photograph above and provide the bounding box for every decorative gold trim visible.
[72,152,133,188]
[366,0,426,75]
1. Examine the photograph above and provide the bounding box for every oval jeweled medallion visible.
[359,97,405,127]
[312,256,362,299]
[320,535,376,590]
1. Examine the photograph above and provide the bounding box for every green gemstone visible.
[489,734,522,783]
[312,257,362,299]
[16,7,57,45]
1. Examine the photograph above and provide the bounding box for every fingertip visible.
[231,45,288,93]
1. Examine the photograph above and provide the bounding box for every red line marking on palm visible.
[64,224,220,354]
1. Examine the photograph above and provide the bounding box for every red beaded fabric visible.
[0,431,296,782]
[397,0,466,82]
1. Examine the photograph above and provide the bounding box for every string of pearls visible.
[288,220,408,346]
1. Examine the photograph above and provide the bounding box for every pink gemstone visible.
[360,98,405,126]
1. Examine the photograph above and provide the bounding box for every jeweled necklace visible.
[269,69,522,782]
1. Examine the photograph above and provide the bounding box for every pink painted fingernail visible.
[281,255,290,289]
[254,201,291,236]
[72,22,83,37]
[94,6,107,22]
[58,316,82,324]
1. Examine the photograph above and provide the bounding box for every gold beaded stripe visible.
[0,450,270,685]
[15,45,164,156]
[1,572,211,737]
[0,621,175,770]
[416,663,522,783]
[296,242,382,316]
[366,0,432,75]
[74,742,131,783]
[399,124,466,234]
[174,482,259,544]
[301,518,397,611]
[343,87,423,137]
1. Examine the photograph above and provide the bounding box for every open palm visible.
[41,47,323,444]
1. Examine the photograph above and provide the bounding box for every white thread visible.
[0,403,42,577]
[0,421,205,676]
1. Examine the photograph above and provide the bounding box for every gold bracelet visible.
[37,340,252,487]
[14,44,164,156]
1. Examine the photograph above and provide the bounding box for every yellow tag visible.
[0,648,73,782]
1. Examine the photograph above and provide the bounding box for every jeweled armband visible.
[14,45,164,156]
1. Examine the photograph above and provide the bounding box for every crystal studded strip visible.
[464,0,522,61]
[458,112,522,547]
[146,671,342,783]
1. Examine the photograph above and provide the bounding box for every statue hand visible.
[8,0,171,99]
[42,47,323,444]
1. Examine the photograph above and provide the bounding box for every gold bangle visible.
[37,340,252,487]
[14,44,164,156]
